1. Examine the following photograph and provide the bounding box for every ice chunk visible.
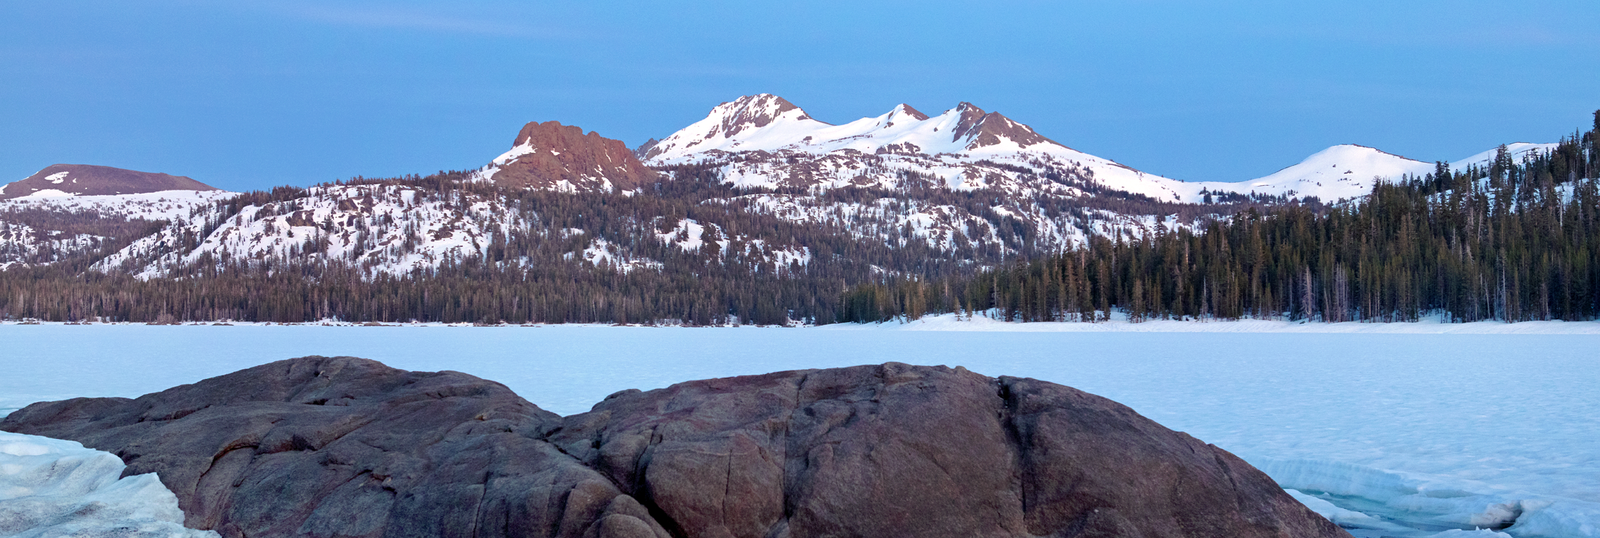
[1263,458,1600,538]
[1287,488,1416,534]
[0,431,218,538]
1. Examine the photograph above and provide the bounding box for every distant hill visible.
[0,164,219,201]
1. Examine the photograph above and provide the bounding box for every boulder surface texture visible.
[0,357,1349,538]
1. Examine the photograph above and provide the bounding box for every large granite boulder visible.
[1,357,1348,538]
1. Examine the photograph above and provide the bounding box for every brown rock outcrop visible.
[1,357,1349,538]
[487,121,659,192]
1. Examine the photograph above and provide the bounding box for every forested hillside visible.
[0,156,1278,324]
[843,112,1600,324]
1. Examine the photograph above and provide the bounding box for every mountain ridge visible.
[0,97,1573,287]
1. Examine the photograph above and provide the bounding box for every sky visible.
[2,1,1597,192]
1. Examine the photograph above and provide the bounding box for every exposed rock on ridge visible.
[484,121,659,192]
[715,94,809,139]
[1,164,219,200]
[1,357,1349,538]
[947,102,1056,150]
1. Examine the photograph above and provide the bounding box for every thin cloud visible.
[256,3,572,38]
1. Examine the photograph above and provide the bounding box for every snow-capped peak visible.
[1202,145,1435,202]
[942,102,1057,151]
[636,95,1212,202]
[642,94,823,162]
[711,93,815,137]
[643,95,1075,164]
[887,103,930,123]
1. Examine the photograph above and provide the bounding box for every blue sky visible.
[3,1,1597,191]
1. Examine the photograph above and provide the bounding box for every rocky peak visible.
[0,164,218,200]
[888,103,930,123]
[485,121,659,193]
[632,138,661,160]
[944,103,1055,150]
[712,93,813,138]
[641,94,823,162]
[948,102,990,142]
[966,111,1055,150]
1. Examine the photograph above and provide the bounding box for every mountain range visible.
[0,94,1564,280]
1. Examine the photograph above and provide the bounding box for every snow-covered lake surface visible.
[1,323,1596,538]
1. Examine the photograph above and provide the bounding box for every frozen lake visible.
[2,323,1597,537]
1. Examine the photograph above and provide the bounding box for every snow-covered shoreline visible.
[5,313,1598,334]
[834,313,1600,334]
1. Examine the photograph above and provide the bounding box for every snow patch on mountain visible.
[652,217,812,272]
[17,189,76,199]
[656,218,716,252]
[0,223,106,269]
[0,190,237,222]
[568,236,663,274]
[94,184,527,279]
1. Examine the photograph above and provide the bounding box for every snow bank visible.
[0,431,217,538]
[1266,459,1600,538]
